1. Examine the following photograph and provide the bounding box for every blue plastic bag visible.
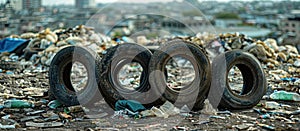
[0,38,27,53]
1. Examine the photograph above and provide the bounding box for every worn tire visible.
[296,43,300,53]
[208,50,267,110]
[97,43,157,109]
[149,40,211,111]
[49,46,101,106]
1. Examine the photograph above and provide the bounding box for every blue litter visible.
[115,100,146,112]
[281,77,299,82]
[0,38,27,53]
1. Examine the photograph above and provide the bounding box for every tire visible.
[97,43,157,109]
[296,43,300,53]
[208,50,267,110]
[148,40,211,111]
[49,46,101,106]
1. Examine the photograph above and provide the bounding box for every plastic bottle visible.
[270,90,300,101]
[4,100,34,108]
[264,101,281,110]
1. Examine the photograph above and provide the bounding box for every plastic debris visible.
[281,77,299,82]
[47,100,62,109]
[0,124,16,129]
[115,100,146,112]
[151,107,168,118]
[4,99,34,108]
[264,101,281,110]
[257,123,276,130]
[259,114,271,119]
[0,105,4,111]
[201,99,217,115]
[140,110,155,118]
[270,90,300,101]
[85,112,109,119]
[59,112,72,119]
[173,126,189,130]
[180,105,192,117]
[67,105,83,113]
[26,110,45,116]
[150,101,180,118]
[20,116,41,122]
[25,122,64,128]
[234,124,251,130]
[159,101,180,116]
[209,115,226,119]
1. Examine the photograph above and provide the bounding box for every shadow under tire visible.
[49,46,101,106]
[208,50,267,110]
[97,43,156,109]
[149,40,211,111]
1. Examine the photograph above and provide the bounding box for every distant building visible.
[75,0,95,9]
[10,0,23,11]
[281,17,300,36]
[22,0,41,10]
[280,17,300,47]
[215,19,243,28]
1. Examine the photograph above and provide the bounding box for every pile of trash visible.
[0,25,114,74]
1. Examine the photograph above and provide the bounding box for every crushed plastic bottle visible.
[4,100,34,108]
[159,101,180,116]
[270,90,300,101]
[264,101,281,110]
[151,107,168,118]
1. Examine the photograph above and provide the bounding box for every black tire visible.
[208,50,267,110]
[49,46,101,106]
[97,43,157,109]
[148,40,211,111]
[296,43,300,53]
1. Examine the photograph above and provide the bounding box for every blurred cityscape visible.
[0,0,300,47]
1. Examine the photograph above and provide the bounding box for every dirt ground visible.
[0,62,300,131]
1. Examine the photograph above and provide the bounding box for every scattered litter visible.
[47,100,62,109]
[4,99,34,108]
[201,99,217,115]
[270,90,300,101]
[25,122,64,128]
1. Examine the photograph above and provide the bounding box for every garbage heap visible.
[0,26,300,130]
[0,25,115,74]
